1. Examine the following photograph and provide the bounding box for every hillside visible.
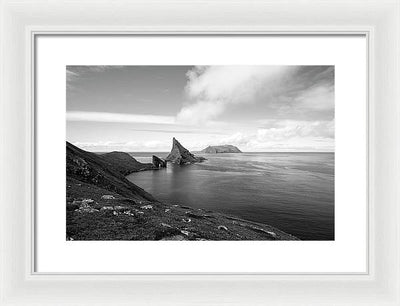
[67,141,155,201]
[201,145,242,154]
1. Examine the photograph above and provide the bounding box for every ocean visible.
[126,152,334,240]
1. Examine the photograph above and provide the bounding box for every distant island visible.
[201,145,242,154]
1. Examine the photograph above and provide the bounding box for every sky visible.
[66,65,334,152]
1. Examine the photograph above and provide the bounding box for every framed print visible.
[1,0,399,305]
[35,35,366,274]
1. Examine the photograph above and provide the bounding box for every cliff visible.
[165,137,206,165]
[201,145,242,154]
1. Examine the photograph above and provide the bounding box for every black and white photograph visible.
[66,65,334,241]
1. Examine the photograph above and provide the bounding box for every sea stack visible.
[152,155,167,168]
[165,137,206,165]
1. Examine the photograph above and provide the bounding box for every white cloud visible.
[200,120,334,152]
[177,66,293,124]
[176,100,225,123]
[177,66,335,124]
[67,111,176,125]
[143,140,165,149]
[73,140,171,152]
[257,120,334,140]
[185,66,290,101]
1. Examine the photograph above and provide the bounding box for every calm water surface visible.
[126,152,334,240]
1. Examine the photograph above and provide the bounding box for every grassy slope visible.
[66,142,299,241]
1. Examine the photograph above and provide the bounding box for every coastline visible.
[66,142,299,241]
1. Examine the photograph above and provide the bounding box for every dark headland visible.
[66,139,299,241]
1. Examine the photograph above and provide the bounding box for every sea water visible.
[126,152,334,240]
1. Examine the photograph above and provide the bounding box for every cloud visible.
[73,140,172,152]
[203,119,334,151]
[185,66,288,101]
[67,111,176,125]
[257,119,334,140]
[129,128,227,135]
[176,100,226,123]
[143,140,165,149]
[67,110,229,129]
[177,66,292,124]
[177,65,334,124]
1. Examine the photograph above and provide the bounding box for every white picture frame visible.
[1,0,399,305]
